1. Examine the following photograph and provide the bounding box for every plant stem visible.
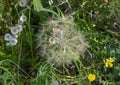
[27,9,33,58]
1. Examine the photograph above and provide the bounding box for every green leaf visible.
[33,0,43,12]
[101,50,107,55]
[33,0,59,17]
[116,81,120,85]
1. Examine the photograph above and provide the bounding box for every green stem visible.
[27,9,33,58]
[11,47,15,60]
[17,33,23,83]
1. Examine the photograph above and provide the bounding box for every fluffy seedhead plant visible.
[37,15,88,66]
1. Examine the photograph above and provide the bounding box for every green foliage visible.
[31,64,54,85]
[33,0,43,12]
[109,0,120,17]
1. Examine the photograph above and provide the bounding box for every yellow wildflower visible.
[105,57,115,68]
[88,73,96,82]
[109,57,115,62]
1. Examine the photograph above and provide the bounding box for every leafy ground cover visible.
[0,0,120,85]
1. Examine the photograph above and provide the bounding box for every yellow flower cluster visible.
[88,73,96,82]
[105,57,115,68]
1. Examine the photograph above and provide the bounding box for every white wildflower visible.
[16,25,23,32]
[4,33,12,41]
[10,27,18,35]
[20,14,27,23]
[19,0,27,7]
[9,38,18,46]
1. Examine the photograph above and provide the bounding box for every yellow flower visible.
[105,57,115,68]
[88,74,96,82]
[109,57,115,62]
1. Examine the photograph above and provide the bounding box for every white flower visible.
[16,25,23,32]
[20,14,27,23]
[4,33,12,41]
[10,27,18,35]
[9,38,18,46]
[19,0,27,7]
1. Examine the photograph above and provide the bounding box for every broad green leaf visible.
[33,0,43,12]
[33,0,59,17]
